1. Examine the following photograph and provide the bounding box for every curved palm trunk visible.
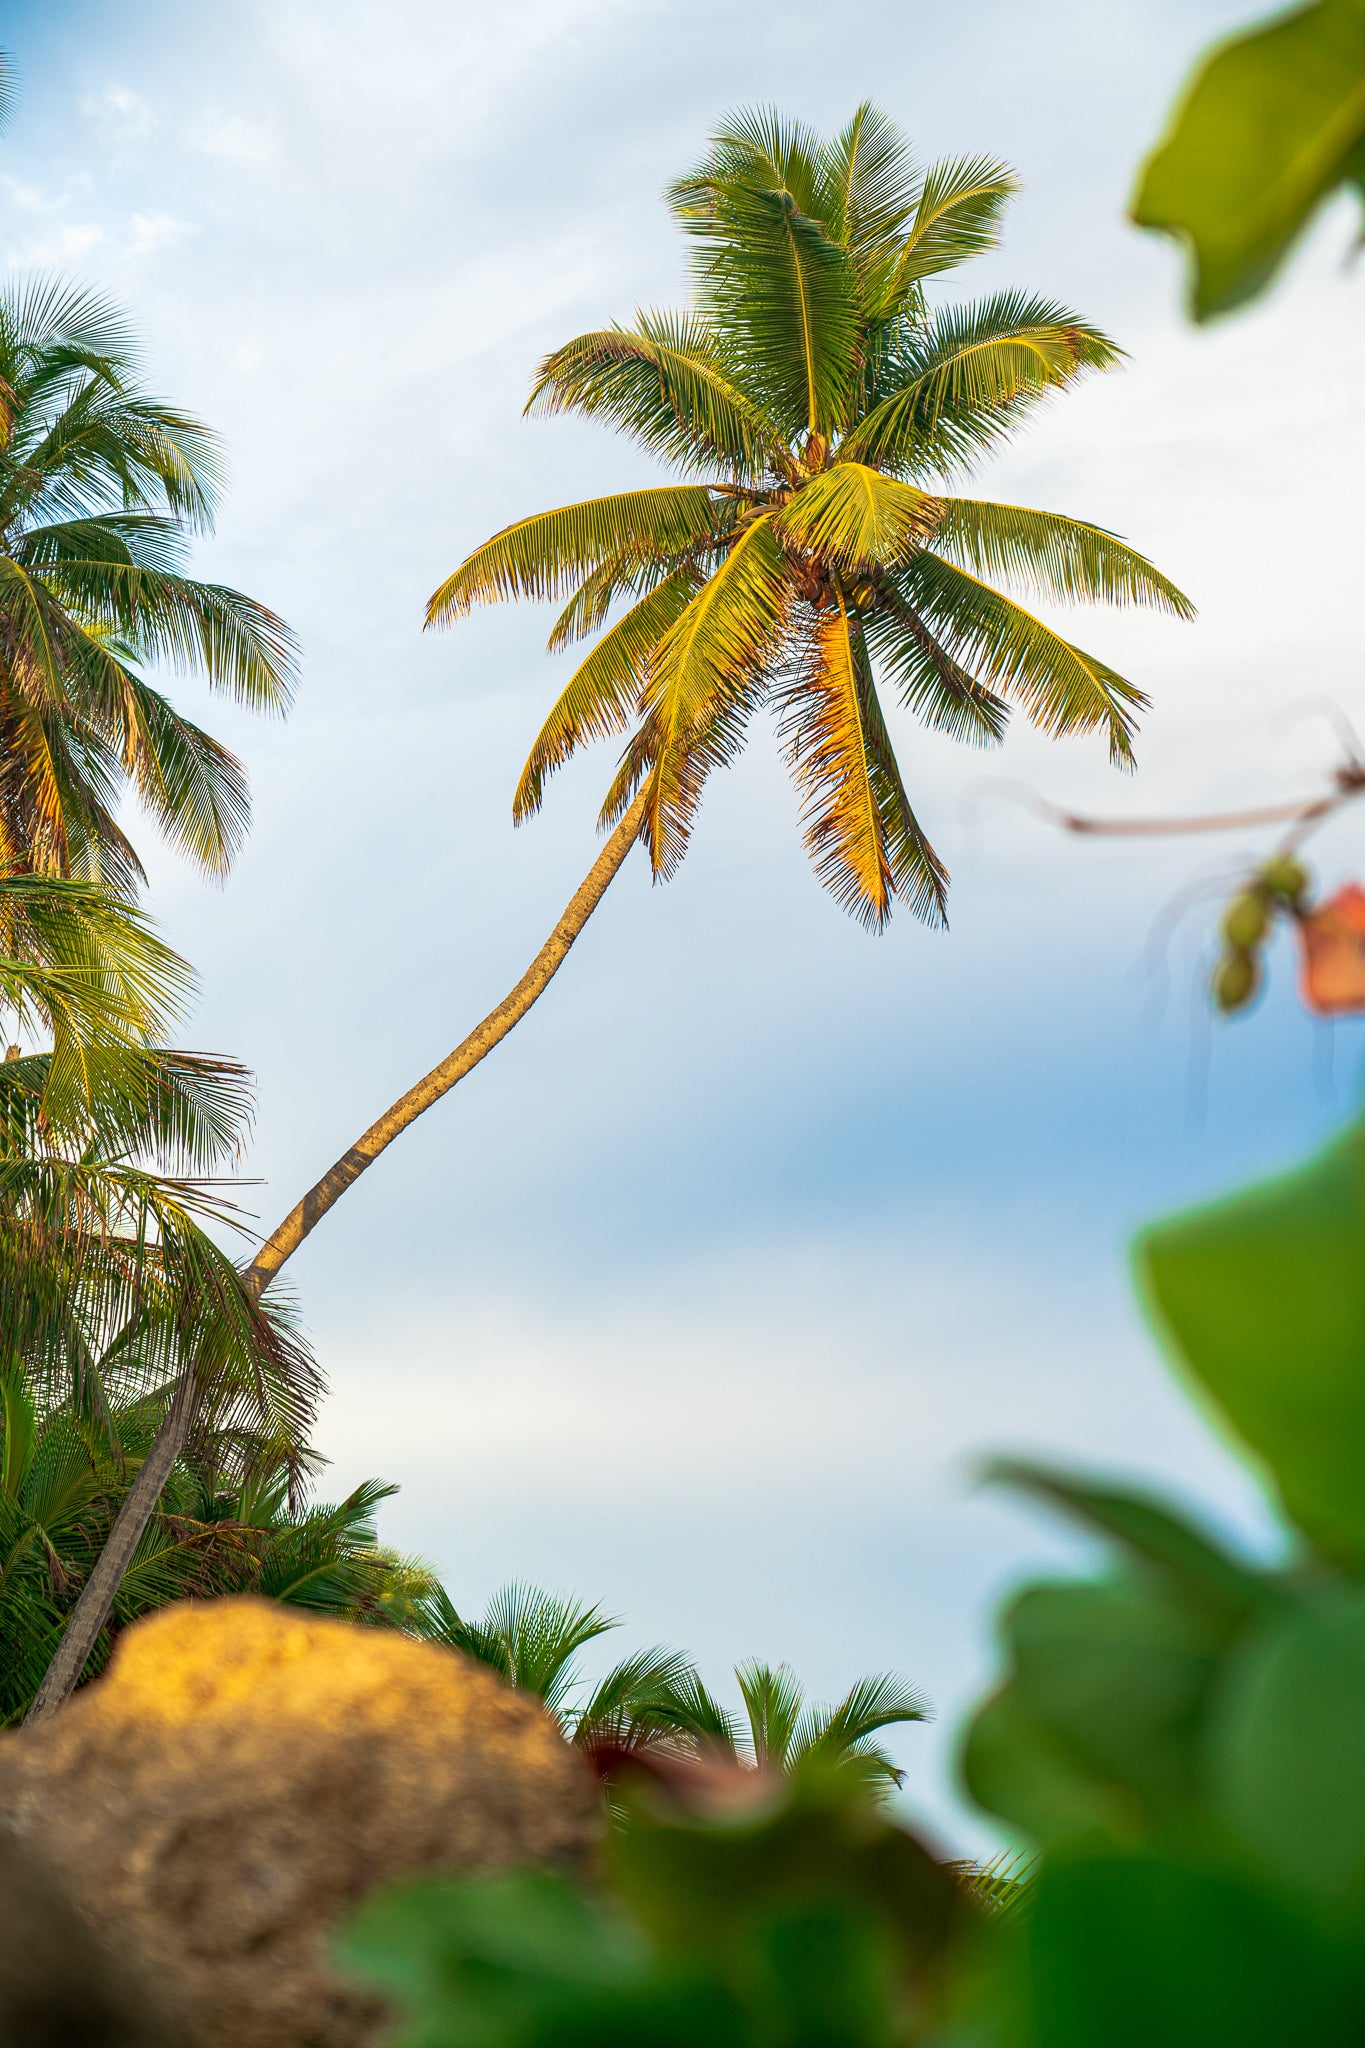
[25,791,649,1724]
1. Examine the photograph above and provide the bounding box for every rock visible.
[0,1598,600,2048]
[0,1834,181,2047]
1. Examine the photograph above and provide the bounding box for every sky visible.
[5,0,1365,1848]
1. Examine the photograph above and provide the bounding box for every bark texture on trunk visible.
[27,792,649,1720]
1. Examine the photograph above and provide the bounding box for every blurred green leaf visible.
[986,1459,1267,1624]
[337,1869,656,2048]
[1137,1118,1365,1563]
[1023,1851,1351,2044]
[338,1775,972,2048]
[960,1681,1132,1848]
[1214,1582,1365,1895]
[1132,0,1365,319]
[611,1775,964,1982]
[1006,1581,1218,1804]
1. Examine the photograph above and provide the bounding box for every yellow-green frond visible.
[932,499,1195,617]
[635,514,792,873]
[777,604,947,929]
[899,552,1146,764]
[776,464,940,572]
[526,313,786,482]
[425,487,725,625]
[515,566,705,820]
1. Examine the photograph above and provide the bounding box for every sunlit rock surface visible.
[0,1599,600,2048]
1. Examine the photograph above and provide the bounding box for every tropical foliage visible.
[0,1365,417,1723]
[418,1580,926,1787]
[430,104,1191,928]
[0,278,296,891]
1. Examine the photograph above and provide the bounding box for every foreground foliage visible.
[1133,0,1365,320]
[335,1111,1365,2044]
[341,1765,975,2048]
[432,104,1189,929]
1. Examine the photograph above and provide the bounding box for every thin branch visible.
[971,762,1365,842]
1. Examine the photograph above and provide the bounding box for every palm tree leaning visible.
[31,103,1192,1717]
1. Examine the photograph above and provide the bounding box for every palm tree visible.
[242,102,1188,1283]
[150,1459,421,1629]
[419,1582,927,1793]
[2,1022,325,1719]
[0,278,297,890]
[0,1374,418,1721]
[418,1582,699,1769]
[34,105,1191,1715]
[678,1659,930,1789]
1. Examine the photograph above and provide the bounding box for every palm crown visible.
[0,279,296,892]
[430,105,1192,928]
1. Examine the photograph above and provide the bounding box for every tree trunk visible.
[24,791,649,1722]
[24,1367,197,1723]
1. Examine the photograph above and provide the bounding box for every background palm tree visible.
[0,1370,419,1721]
[419,1582,927,1793]
[681,1659,930,1789]
[0,278,297,890]
[419,1582,699,1768]
[35,104,1191,1715]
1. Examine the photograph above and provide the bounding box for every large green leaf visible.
[1132,0,1365,319]
[1137,1118,1365,1562]
[1005,1580,1218,1805]
[1213,1583,1365,1895]
[1023,1851,1349,2046]
[986,1458,1267,1625]
[961,1680,1133,1847]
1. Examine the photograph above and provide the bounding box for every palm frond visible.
[422,1582,617,1719]
[737,1659,805,1769]
[633,513,791,873]
[572,1645,700,1751]
[669,113,863,439]
[864,596,1009,747]
[527,312,786,482]
[426,488,725,623]
[896,551,1146,764]
[515,564,705,821]
[931,499,1195,617]
[776,463,939,572]
[879,155,1019,302]
[845,293,1120,478]
[822,103,921,275]
[778,604,947,929]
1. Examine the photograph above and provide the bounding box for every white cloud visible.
[185,111,274,164]
[129,209,193,256]
[83,85,155,144]
[4,219,105,267]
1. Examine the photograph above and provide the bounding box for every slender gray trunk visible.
[24,1370,197,1722]
[24,793,648,1724]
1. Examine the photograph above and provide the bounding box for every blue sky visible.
[6,0,1365,1846]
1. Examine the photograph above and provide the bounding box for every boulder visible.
[0,1598,600,2048]
[0,1834,180,2047]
